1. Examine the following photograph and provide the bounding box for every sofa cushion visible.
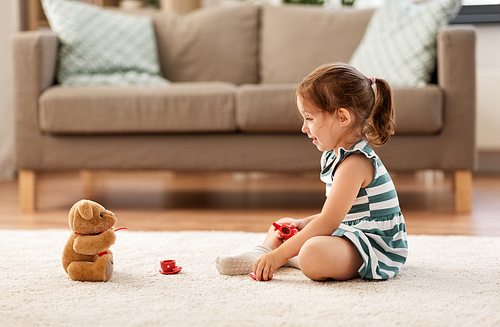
[260,6,374,84]
[349,0,462,87]
[152,6,259,85]
[39,83,237,134]
[236,84,443,135]
[41,0,167,86]
[236,84,301,132]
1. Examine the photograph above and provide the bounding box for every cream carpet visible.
[0,230,499,327]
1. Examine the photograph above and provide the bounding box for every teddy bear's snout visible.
[100,210,115,219]
[103,210,117,225]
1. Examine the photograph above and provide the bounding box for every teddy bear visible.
[62,199,117,282]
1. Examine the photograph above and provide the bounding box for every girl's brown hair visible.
[296,63,395,146]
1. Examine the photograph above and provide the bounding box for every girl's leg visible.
[298,236,363,281]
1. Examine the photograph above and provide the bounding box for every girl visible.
[215,63,408,281]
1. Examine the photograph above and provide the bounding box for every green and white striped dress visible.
[321,139,408,280]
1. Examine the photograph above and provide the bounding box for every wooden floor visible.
[0,171,499,236]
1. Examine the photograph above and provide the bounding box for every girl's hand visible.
[289,218,308,231]
[253,250,287,281]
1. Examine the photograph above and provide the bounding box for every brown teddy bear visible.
[62,199,117,282]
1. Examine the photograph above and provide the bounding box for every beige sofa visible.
[11,5,476,213]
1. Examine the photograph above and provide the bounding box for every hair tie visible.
[370,77,376,85]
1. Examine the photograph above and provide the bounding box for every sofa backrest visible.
[259,5,374,84]
[151,5,374,85]
[151,6,260,85]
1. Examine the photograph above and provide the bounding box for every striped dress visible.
[321,139,408,280]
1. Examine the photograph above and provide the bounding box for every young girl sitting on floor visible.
[215,63,408,281]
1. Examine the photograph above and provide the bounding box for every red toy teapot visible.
[273,222,298,240]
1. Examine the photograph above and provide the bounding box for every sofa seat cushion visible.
[236,84,443,135]
[236,84,301,132]
[39,82,237,134]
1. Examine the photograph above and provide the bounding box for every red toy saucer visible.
[248,272,271,281]
[159,266,182,275]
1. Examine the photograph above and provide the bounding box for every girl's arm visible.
[253,154,374,281]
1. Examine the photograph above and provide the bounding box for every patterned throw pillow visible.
[349,0,461,87]
[41,0,168,86]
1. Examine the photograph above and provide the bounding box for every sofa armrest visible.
[12,31,58,91]
[10,31,58,169]
[39,31,59,90]
[436,25,477,170]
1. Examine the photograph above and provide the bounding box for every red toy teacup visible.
[159,260,182,275]
[160,260,175,272]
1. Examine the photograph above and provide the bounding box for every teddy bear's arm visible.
[73,230,116,255]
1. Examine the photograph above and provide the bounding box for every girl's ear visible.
[337,108,352,126]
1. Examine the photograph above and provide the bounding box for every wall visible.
[0,0,20,181]
[475,24,500,151]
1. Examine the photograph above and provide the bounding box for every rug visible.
[0,230,499,327]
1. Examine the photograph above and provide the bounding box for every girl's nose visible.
[301,122,308,134]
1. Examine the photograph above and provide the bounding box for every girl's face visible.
[297,97,341,152]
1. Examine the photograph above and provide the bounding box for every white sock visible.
[215,244,271,275]
[284,256,300,270]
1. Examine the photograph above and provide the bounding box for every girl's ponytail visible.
[363,78,395,146]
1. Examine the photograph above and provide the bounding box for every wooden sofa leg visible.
[80,170,96,200]
[454,170,472,213]
[19,169,36,213]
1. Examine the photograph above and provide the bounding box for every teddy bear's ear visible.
[77,200,94,221]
